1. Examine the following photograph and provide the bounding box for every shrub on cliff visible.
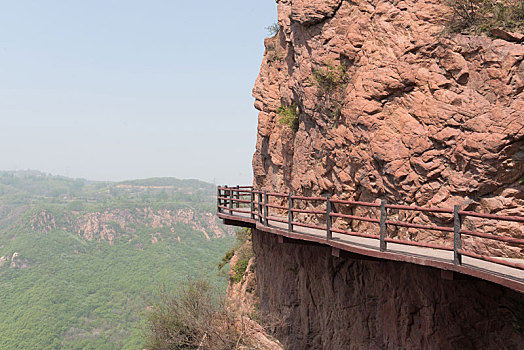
[231,250,253,283]
[218,228,250,271]
[315,100,343,121]
[311,62,348,93]
[265,22,280,37]
[277,103,299,133]
[446,0,524,33]
[311,61,348,125]
[266,49,284,66]
[218,228,253,283]
[144,278,241,350]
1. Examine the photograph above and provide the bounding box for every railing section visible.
[217,186,524,272]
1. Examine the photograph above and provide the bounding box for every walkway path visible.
[217,186,524,293]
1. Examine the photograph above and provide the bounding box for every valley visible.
[0,171,234,349]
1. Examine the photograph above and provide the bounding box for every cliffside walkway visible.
[216,186,524,293]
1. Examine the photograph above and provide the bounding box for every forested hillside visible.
[0,171,234,349]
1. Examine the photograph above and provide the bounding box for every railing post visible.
[379,200,387,251]
[288,192,293,232]
[258,191,263,223]
[326,195,332,240]
[217,186,221,213]
[227,186,233,215]
[454,205,462,265]
[235,185,240,208]
[250,189,255,220]
[264,191,268,226]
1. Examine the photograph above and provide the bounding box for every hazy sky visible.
[0,1,277,185]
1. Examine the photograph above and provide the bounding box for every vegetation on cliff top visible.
[447,0,524,33]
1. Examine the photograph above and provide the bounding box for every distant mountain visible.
[118,177,214,189]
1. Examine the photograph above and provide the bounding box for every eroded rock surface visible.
[252,0,524,256]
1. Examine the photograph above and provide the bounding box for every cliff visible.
[29,207,231,244]
[253,229,524,349]
[253,0,523,255]
[245,0,524,347]
[226,234,284,349]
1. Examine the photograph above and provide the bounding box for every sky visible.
[0,0,278,185]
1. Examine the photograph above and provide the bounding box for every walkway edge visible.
[218,212,524,294]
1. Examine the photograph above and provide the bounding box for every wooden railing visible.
[217,186,524,272]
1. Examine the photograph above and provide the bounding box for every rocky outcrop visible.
[30,207,234,244]
[252,0,524,256]
[253,229,524,349]
[8,252,29,269]
[31,211,56,233]
[74,209,133,244]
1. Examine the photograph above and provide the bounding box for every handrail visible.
[291,208,325,214]
[267,192,289,198]
[331,227,379,240]
[266,203,288,210]
[216,186,524,278]
[386,220,454,233]
[292,195,326,201]
[330,212,379,224]
[330,198,381,207]
[385,237,454,251]
[386,203,453,214]
[458,210,524,222]
[460,229,524,245]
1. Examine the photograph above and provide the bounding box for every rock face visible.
[252,0,524,256]
[227,252,258,316]
[253,229,524,349]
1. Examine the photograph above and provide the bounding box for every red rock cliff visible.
[253,0,523,255]
[248,0,524,347]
